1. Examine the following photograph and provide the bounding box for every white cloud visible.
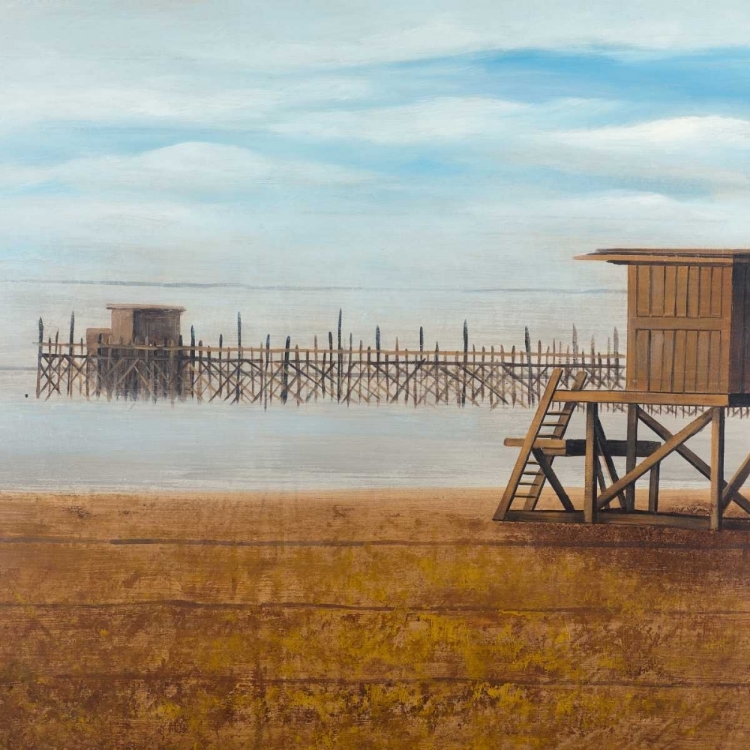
[0,143,372,196]
[0,76,373,130]
[271,96,529,144]
[534,116,750,188]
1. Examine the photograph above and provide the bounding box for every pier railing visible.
[36,315,625,408]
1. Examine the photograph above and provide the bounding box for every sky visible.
[3,1,750,292]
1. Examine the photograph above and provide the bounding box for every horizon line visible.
[4,279,627,295]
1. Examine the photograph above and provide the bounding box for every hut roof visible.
[105,304,186,312]
[577,248,750,264]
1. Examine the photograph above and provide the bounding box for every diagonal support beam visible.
[638,408,750,515]
[594,416,627,510]
[722,452,750,514]
[531,449,575,511]
[596,410,712,509]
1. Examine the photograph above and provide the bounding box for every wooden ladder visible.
[494,369,587,520]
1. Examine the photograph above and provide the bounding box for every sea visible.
[0,280,745,493]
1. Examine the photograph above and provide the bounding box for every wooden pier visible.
[35,315,626,408]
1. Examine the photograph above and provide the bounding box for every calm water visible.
[2,281,747,492]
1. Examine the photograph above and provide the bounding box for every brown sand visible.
[1,488,750,748]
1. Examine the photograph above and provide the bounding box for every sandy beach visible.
[2,487,750,748]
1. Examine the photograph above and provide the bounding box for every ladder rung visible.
[518,481,538,486]
[545,410,569,416]
[513,494,536,499]
[522,471,539,476]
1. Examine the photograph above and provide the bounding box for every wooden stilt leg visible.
[584,403,598,523]
[648,463,660,513]
[711,407,725,532]
[626,405,638,511]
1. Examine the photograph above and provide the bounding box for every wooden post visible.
[523,326,534,406]
[648,463,660,512]
[36,318,44,398]
[711,406,725,531]
[584,403,598,523]
[296,345,302,404]
[626,405,638,511]
[480,346,486,403]
[67,312,75,396]
[196,340,204,401]
[264,334,270,408]
[462,320,468,407]
[366,345,372,403]
[235,316,243,403]
[190,325,196,399]
[328,331,334,401]
[81,337,86,397]
[282,336,291,404]
[346,333,354,406]
[613,327,620,388]
[337,310,342,403]
[314,335,319,402]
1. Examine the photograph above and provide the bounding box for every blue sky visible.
[3,1,750,291]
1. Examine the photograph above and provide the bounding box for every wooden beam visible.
[505,510,585,524]
[723,452,750,513]
[648,463,660,513]
[554,390,733,406]
[531,449,575,512]
[626,405,638,511]
[503,437,659,458]
[638,408,750,515]
[597,511,711,531]
[711,407,725,532]
[721,517,750,531]
[594,416,627,510]
[595,410,712,509]
[584,403,598,523]
[506,509,712,530]
[493,368,564,521]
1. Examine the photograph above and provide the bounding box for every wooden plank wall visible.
[628,263,732,394]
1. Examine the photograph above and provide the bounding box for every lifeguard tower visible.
[494,249,750,531]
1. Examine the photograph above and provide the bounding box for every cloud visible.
[271,96,529,144]
[0,143,372,197]
[534,116,750,188]
[0,77,373,130]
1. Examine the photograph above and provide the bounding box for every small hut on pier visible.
[86,304,185,348]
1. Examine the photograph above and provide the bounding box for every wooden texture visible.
[637,408,750,514]
[36,331,627,410]
[711,407,726,531]
[584,403,598,523]
[5,489,750,748]
[495,370,587,517]
[493,369,564,520]
[628,262,732,394]
[585,250,750,395]
[503,437,660,458]
[594,410,713,508]
[553,390,743,406]
[626,404,638,511]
